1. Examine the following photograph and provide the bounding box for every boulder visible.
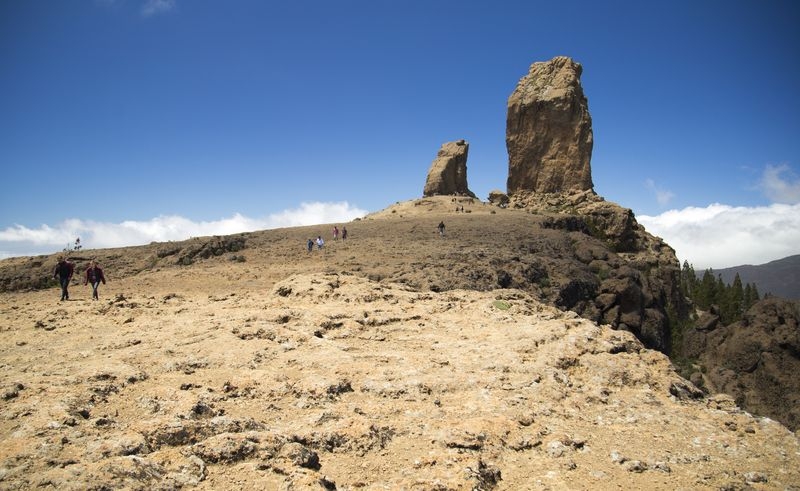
[487,190,509,206]
[423,140,475,198]
[506,56,593,194]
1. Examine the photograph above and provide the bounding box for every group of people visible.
[307,225,348,253]
[53,257,105,301]
[52,219,449,299]
[53,220,446,300]
[332,225,347,241]
[55,225,354,300]
[307,236,324,252]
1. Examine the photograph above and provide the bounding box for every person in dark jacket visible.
[84,260,106,300]
[53,257,74,301]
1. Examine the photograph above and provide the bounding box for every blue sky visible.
[1,0,799,269]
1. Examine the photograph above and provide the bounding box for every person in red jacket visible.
[53,257,74,301]
[84,260,106,300]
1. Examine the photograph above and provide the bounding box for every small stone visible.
[547,440,566,458]
[282,442,320,470]
[624,460,647,473]
[743,471,768,483]
[652,462,671,473]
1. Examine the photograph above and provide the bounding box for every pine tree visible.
[717,274,732,323]
[744,283,753,310]
[729,273,744,322]
[697,269,716,310]
[680,260,696,299]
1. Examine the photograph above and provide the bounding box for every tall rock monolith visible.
[423,140,475,198]
[506,56,594,194]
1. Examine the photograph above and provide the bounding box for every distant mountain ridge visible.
[714,255,800,300]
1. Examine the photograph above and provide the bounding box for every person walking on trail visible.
[84,260,106,300]
[341,226,348,241]
[437,221,446,237]
[53,256,74,301]
[307,238,314,253]
[333,226,339,241]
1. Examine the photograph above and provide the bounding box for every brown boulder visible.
[487,189,509,206]
[506,56,594,194]
[423,140,475,198]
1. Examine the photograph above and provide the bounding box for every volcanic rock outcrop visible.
[498,57,683,354]
[3,57,798,489]
[504,190,684,354]
[422,139,475,198]
[506,56,594,194]
[680,297,800,431]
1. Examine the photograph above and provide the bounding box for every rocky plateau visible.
[1,56,798,489]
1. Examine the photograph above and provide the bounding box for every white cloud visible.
[644,178,675,207]
[759,163,800,204]
[141,0,176,17]
[638,202,800,270]
[0,202,366,259]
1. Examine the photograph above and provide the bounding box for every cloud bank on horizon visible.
[2,165,799,269]
[2,163,800,269]
[639,164,800,270]
[639,202,800,270]
[0,202,366,259]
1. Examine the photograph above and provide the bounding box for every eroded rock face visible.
[508,190,685,354]
[506,56,594,194]
[423,140,475,198]
[690,298,800,431]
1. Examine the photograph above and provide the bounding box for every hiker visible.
[84,260,106,300]
[307,238,314,253]
[53,256,74,301]
[333,226,339,241]
[316,236,324,249]
[341,226,348,241]
[437,221,446,237]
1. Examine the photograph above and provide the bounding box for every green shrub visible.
[493,300,511,310]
